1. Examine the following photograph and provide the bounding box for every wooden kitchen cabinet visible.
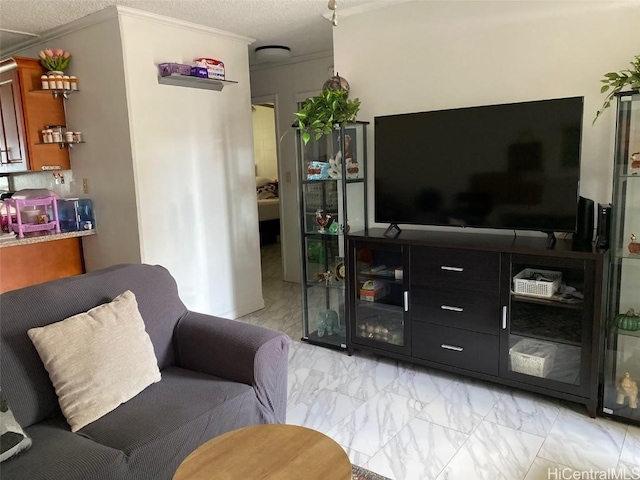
[0,66,28,172]
[0,57,70,172]
[0,237,84,293]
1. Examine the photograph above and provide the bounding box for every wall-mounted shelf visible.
[35,141,86,149]
[157,74,238,91]
[30,89,80,100]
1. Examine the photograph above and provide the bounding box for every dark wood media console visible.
[346,228,607,417]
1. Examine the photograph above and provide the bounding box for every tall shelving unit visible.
[296,122,368,349]
[601,90,640,424]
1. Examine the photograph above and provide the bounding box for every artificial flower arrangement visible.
[38,49,71,72]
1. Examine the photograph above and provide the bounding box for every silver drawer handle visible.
[403,291,409,312]
[441,344,464,352]
[441,266,464,272]
[441,305,463,312]
[502,306,507,330]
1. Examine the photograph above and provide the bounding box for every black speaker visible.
[574,196,594,244]
[596,203,612,250]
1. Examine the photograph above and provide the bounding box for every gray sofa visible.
[0,264,290,480]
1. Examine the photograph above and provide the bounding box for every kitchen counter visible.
[0,230,95,293]
[0,229,95,248]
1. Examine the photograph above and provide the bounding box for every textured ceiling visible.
[0,0,378,63]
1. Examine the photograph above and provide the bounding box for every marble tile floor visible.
[239,244,640,479]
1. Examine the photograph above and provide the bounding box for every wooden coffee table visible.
[173,424,352,480]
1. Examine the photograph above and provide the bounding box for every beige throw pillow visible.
[27,290,161,432]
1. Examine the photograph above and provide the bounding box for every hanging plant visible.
[294,88,361,145]
[594,54,640,124]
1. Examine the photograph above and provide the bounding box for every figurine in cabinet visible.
[315,209,334,233]
[629,234,640,254]
[317,309,339,337]
[617,372,638,409]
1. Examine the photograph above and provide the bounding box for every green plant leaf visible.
[292,87,361,136]
[302,132,311,144]
[594,54,640,123]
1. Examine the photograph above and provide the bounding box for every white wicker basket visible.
[509,339,557,378]
[513,268,562,298]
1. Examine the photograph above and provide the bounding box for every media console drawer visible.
[411,247,500,293]
[411,323,498,376]
[411,287,500,335]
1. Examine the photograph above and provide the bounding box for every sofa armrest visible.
[174,311,291,423]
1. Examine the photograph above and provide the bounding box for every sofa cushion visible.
[0,392,32,462]
[0,264,188,429]
[1,416,128,480]
[79,366,265,480]
[27,290,162,432]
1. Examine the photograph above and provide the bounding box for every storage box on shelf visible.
[56,198,94,232]
[509,338,557,378]
[513,268,562,298]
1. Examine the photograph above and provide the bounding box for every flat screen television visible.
[374,97,584,233]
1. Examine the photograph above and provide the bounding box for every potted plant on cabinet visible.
[294,88,361,145]
[594,54,640,123]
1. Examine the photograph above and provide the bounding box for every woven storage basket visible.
[509,338,557,378]
[513,268,562,298]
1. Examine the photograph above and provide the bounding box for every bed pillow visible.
[256,176,273,188]
[27,290,161,432]
[0,392,32,462]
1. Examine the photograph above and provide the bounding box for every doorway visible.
[252,96,284,282]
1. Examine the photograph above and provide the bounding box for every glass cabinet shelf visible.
[511,294,584,310]
[302,178,366,184]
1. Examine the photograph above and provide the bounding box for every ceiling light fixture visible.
[254,45,292,62]
[328,0,338,26]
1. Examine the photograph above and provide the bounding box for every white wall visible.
[252,105,278,179]
[118,9,262,317]
[12,11,141,268]
[9,6,263,318]
[250,53,334,282]
[334,0,640,233]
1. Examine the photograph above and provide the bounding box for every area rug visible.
[352,465,392,480]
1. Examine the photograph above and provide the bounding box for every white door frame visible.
[251,94,286,276]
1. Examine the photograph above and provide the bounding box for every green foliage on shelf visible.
[294,89,361,145]
[594,54,640,124]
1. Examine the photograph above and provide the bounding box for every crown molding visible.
[250,49,333,72]
[1,4,254,58]
[1,6,119,57]
[114,6,254,44]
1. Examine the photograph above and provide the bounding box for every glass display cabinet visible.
[500,254,595,400]
[296,122,368,349]
[347,241,409,356]
[602,90,640,424]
